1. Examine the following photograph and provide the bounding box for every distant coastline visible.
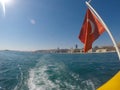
[1,43,120,54]
[33,45,118,54]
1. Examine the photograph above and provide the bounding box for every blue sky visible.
[0,0,120,51]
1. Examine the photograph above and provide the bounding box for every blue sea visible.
[0,51,120,90]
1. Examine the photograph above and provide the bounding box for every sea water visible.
[0,51,120,90]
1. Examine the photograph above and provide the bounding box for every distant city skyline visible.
[0,0,120,51]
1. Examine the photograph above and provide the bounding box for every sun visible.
[0,0,11,3]
[0,0,12,16]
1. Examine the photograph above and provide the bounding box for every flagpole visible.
[85,1,120,60]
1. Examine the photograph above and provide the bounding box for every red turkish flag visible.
[79,8,105,52]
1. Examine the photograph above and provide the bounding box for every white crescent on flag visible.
[87,19,95,35]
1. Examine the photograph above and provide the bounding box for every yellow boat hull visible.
[97,71,120,90]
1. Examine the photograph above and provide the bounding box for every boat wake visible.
[27,54,96,90]
[13,64,24,90]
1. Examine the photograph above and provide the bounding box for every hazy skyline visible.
[0,0,120,51]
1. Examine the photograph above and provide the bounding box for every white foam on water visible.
[86,80,96,90]
[64,81,78,90]
[14,65,24,90]
[28,65,60,90]
[71,73,81,81]
[81,79,96,90]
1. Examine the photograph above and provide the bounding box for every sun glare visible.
[0,0,12,16]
